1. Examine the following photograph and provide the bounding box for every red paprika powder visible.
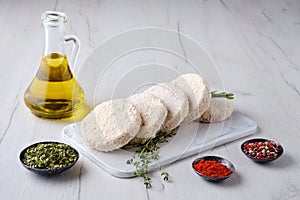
[193,160,232,177]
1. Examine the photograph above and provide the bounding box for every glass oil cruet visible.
[24,11,85,119]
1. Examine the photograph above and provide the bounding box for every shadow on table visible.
[28,160,86,182]
[253,152,293,169]
[205,171,243,187]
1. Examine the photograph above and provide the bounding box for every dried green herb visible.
[22,143,77,169]
[124,130,176,188]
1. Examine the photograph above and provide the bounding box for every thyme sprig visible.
[211,91,234,99]
[124,130,177,188]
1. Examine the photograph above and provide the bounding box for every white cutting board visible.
[62,112,257,178]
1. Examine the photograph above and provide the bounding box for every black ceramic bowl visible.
[241,138,283,163]
[19,141,79,175]
[192,156,235,182]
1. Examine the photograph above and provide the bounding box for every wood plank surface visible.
[0,0,299,199]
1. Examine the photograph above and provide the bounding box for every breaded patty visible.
[199,97,234,123]
[81,99,142,152]
[128,93,168,144]
[145,82,189,131]
[171,73,211,122]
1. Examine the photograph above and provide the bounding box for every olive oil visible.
[24,53,85,119]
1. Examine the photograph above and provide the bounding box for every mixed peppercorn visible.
[242,141,280,159]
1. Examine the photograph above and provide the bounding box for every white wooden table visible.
[1,0,300,199]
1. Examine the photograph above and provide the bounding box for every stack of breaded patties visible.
[81,73,232,152]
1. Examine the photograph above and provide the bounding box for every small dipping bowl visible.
[192,156,235,182]
[20,141,79,175]
[241,138,283,163]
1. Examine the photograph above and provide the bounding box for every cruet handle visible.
[64,34,80,69]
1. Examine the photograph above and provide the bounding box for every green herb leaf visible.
[211,91,234,99]
[126,158,133,164]
[125,130,176,188]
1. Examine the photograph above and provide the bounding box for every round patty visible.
[81,99,142,152]
[199,97,234,123]
[145,82,189,132]
[128,93,168,144]
[171,73,211,122]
